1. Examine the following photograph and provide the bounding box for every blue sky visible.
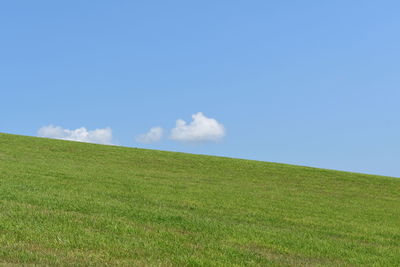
[1,1,399,177]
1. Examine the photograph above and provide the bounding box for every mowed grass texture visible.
[0,133,399,266]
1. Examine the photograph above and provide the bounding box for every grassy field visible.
[0,133,399,266]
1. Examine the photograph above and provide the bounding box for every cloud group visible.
[136,112,225,144]
[136,127,164,144]
[38,112,225,146]
[38,125,114,145]
[170,112,225,143]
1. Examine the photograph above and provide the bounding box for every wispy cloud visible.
[136,126,164,144]
[170,112,225,143]
[38,125,114,145]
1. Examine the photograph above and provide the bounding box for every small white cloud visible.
[170,112,225,143]
[136,127,164,144]
[38,125,114,145]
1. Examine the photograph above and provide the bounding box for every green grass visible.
[0,133,399,266]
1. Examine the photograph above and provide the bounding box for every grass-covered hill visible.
[0,133,399,266]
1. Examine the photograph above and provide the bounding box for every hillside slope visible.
[0,133,399,266]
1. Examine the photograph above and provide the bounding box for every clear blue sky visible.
[1,1,399,177]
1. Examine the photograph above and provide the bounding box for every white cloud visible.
[170,112,225,143]
[38,125,114,145]
[136,127,164,143]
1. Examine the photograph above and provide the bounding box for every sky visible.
[1,1,399,177]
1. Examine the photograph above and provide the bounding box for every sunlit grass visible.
[0,133,399,266]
